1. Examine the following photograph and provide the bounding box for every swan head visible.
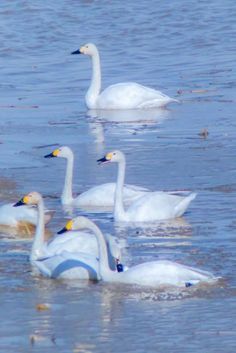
[44,146,73,159]
[71,43,97,56]
[57,216,92,234]
[14,191,42,207]
[97,150,125,165]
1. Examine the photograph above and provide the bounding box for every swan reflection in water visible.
[86,108,170,146]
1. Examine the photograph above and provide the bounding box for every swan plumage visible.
[14,192,122,279]
[71,43,178,110]
[44,146,149,207]
[59,216,217,288]
[97,150,196,222]
[0,202,52,235]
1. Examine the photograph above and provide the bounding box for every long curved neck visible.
[86,49,101,108]
[61,154,74,205]
[31,198,45,262]
[114,158,127,220]
[87,221,115,281]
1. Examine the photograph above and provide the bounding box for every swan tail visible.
[174,192,197,217]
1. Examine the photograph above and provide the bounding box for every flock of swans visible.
[0,43,219,289]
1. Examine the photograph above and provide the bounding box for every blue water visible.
[0,1,236,352]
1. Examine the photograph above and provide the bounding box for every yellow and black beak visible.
[44,152,55,158]
[44,148,59,159]
[97,156,108,165]
[14,196,28,207]
[57,227,67,234]
[97,152,113,165]
[57,220,73,234]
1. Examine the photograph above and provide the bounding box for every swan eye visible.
[113,152,116,156]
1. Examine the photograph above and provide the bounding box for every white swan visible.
[44,146,149,207]
[71,43,178,110]
[97,150,197,222]
[0,202,52,235]
[58,216,217,287]
[14,192,123,279]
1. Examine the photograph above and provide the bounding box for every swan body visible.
[98,150,196,222]
[71,43,178,110]
[14,192,122,279]
[44,146,149,207]
[0,202,52,232]
[33,251,100,280]
[59,216,217,288]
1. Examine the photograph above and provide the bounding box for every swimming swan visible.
[97,150,197,222]
[14,192,122,279]
[44,146,149,207]
[58,216,217,287]
[71,43,178,110]
[0,201,52,235]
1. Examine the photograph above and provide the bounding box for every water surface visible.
[0,1,235,352]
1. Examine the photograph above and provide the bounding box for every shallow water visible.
[0,0,236,352]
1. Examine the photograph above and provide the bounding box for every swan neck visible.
[31,199,45,262]
[86,50,101,108]
[114,159,126,220]
[89,222,114,280]
[62,154,74,204]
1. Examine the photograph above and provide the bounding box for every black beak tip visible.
[13,199,24,207]
[71,49,81,55]
[57,227,67,235]
[44,153,54,159]
[97,157,107,165]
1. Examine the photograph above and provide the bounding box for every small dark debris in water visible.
[198,128,209,139]
[185,282,193,288]
[136,231,140,234]
[29,333,56,346]
[36,303,51,311]
[0,105,38,109]
[30,335,36,346]
[51,334,57,345]
[34,143,60,149]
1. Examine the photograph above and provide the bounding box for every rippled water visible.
[0,0,236,352]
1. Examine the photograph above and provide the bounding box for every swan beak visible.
[57,219,73,234]
[71,49,82,55]
[44,149,59,158]
[13,198,25,207]
[57,227,67,234]
[97,156,111,165]
[97,156,107,165]
[97,152,112,165]
[14,195,29,207]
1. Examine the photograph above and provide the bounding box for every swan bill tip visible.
[44,149,60,158]
[97,155,111,165]
[71,49,81,55]
[57,227,67,234]
[57,219,73,234]
[13,198,25,207]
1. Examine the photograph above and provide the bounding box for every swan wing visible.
[125,192,195,221]
[47,230,124,268]
[0,203,52,227]
[119,260,216,287]
[47,231,98,256]
[33,251,99,280]
[97,82,176,109]
[75,182,149,207]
